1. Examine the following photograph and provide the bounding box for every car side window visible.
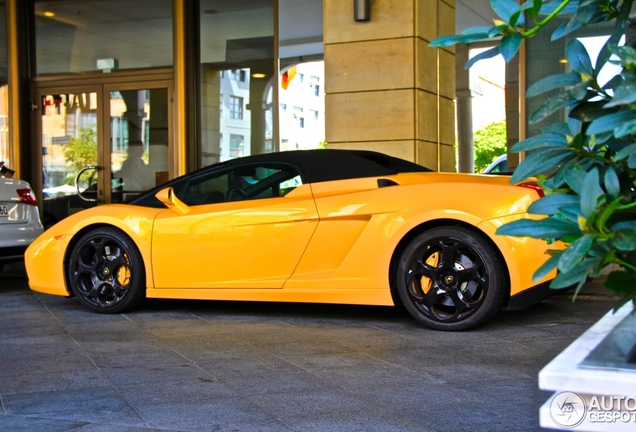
[179,163,302,206]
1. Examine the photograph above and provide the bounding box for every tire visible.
[396,226,507,331]
[67,227,145,313]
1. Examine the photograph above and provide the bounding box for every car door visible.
[151,162,318,289]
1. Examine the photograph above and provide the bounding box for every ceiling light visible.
[43,11,55,17]
[252,73,266,78]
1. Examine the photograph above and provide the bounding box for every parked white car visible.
[0,177,44,272]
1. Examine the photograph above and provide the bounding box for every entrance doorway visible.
[36,76,173,226]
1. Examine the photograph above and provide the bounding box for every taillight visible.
[17,188,38,206]
[517,181,545,198]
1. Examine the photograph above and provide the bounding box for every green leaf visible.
[613,143,636,161]
[604,167,620,198]
[529,89,580,124]
[612,221,636,231]
[463,26,497,35]
[543,122,571,136]
[500,33,523,62]
[603,82,636,108]
[580,168,600,218]
[526,0,543,21]
[574,0,599,25]
[540,2,578,15]
[551,17,581,41]
[629,153,636,169]
[570,101,616,122]
[509,10,522,27]
[430,33,491,47]
[488,24,509,37]
[465,46,500,69]
[587,111,636,135]
[604,270,636,294]
[551,258,598,289]
[528,194,580,215]
[566,39,594,75]
[509,147,573,184]
[533,251,562,282]
[612,230,636,251]
[526,73,582,98]
[496,217,582,239]
[565,170,586,195]
[614,120,636,139]
[558,234,594,273]
[509,133,567,152]
[491,0,522,22]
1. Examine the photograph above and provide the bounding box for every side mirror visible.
[155,187,190,215]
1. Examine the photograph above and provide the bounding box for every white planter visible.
[539,302,636,431]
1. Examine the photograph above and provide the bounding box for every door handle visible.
[75,166,102,202]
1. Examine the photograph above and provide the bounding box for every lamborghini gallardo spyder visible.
[26,150,554,331]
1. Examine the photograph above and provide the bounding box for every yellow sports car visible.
[26,150,553,331]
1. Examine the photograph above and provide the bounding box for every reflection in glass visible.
[34,0,173,75]
[41,93,99,225]
[0,4,9,165]
[110,89,169,202]
[199,1,274,166]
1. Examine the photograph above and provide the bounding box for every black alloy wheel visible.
[67,227,145,313]
[396,226,506,331]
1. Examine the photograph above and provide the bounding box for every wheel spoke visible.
[448,289,471,314]
[405,260,436,287]
[76,259,97,274]
[456,265,482,284]
[439,241,458,270]
[419,288,445,309]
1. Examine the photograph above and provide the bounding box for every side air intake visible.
[377,179,399,188]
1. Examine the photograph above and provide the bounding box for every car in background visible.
[26,149,555,331]
[483,154,508,174]
[0,177,44,272]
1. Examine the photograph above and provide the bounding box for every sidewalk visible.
[0,262,621,431]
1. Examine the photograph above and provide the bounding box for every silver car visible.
[0,177,44,272]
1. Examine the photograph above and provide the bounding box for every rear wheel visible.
[67,227,145,313]
[396,226,506,331]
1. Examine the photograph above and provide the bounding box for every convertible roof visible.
[219,149,431,183]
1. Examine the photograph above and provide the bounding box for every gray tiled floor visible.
[0,262,619,431]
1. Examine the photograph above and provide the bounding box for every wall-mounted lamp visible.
[354,0,371,22]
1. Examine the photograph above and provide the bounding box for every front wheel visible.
[67,227,145,313]
[396,226,507,331]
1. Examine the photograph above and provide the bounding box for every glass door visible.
[107,85,171,203]
[38,81,172,226]
[40,89,102,226]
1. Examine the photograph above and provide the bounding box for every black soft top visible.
[129,150,431,207]
[215,149,431,183]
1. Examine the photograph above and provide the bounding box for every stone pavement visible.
[0,262,620,431]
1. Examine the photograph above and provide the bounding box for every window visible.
[230,134,244,158]
[230,96,243,120]
[294,107,304,129]
[233,69,247,82]
[179,163,303,206]
[310,76,320,97]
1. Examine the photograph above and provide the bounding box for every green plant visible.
[431,0,636,309]
[63,127,98,185]
[474,119,507,172]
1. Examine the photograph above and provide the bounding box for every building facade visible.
[0,0,456,223]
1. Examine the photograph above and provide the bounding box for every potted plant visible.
[432,0,636,429]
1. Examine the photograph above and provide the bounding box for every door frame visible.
[32,69,175,208]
